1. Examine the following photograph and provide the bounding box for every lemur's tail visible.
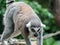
[6,0,15,7]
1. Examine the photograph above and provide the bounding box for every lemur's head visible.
[26,19,45,37]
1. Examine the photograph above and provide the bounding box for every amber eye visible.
[31,28,35,32]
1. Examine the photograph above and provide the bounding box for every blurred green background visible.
[0,0,60,45]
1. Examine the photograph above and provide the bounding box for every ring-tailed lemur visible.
[1,0,45,45]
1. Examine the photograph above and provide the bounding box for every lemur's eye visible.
[31,28,35,32]
[37,28,40,32]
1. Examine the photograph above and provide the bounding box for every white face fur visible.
[26,21,45,32]
[26,21,45,37]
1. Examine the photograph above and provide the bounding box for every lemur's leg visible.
[22,33,31,45]
[1,18,14,45]
[1,6,16,45]
[9,25,20,45]
[24,37,31,45]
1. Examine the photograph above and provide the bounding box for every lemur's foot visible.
[2,40,9,45]
[9,38,18,45]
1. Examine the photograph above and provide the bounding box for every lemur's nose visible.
[34,32,38,37]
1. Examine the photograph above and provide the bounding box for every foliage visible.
[44,37,60,45]
[43,38,55,45]
[0,0,6,34]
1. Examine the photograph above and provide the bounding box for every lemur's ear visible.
[26,22,31,28]
[41,23,46,28]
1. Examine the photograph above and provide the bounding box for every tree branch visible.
[43,31,60,39]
